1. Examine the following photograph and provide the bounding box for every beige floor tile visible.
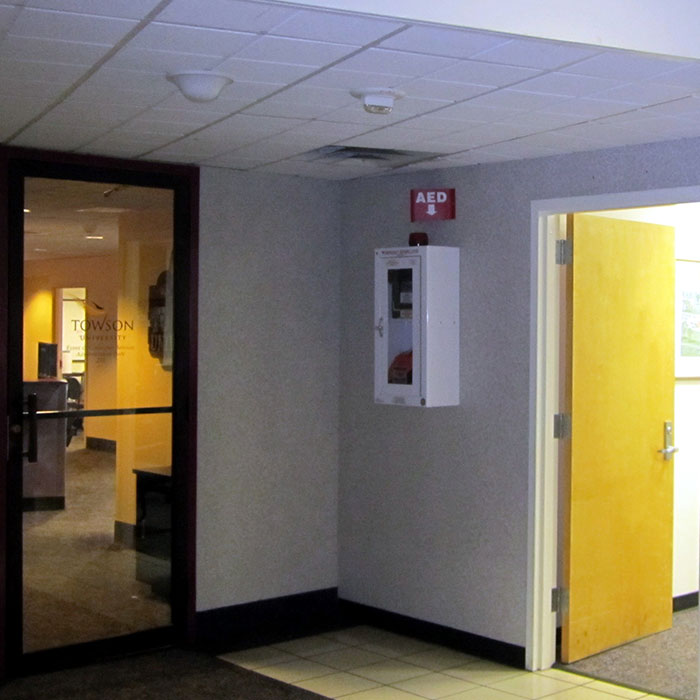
[254,658,336,683]
[273,634,348,656]
[490,672,577,698]
[544,686,645,699]
[398,647,478,671]
[293,671,381,697]
[361,635,437,658]
[441,688,536,700]
[444,659,527,685]
[218,645,297,669]
[351,659,432,684]
[339,687,428,700]
[536,668,592,685]
[310,646,390,670]
[581,680,647,698]
[391,670,477,698]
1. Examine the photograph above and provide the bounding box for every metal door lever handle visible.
[658,420,678,461]
[658,446,679,458]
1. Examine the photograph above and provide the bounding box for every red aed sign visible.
[410,188,455,221]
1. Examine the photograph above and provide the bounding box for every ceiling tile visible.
[0,76,69,101]
[396,78,492,102]
[465,89,567,111]
[269,8,403,44]
[156,81,281,110]
[304,67,406,90]
[514,72,620,98]
[652,62,700,89]
[563,51,691,81]
[544,97,636,119]
[194,113,306,144]
[155,0,295,32]
[429,101,521,123]
[634,96,700,118]
[0,4,21,31]
[43,99,147,128]
[22,0,162,19]
[235,35,360,65]
[0,34,112,64]
[473,38,599,69]
[131,23,258,57]
[11,7,137,43]
[590,80,691,106]
[80,67,175,97]
[108,46,223,73]
[214,56,317,84]
[11,121,104,150]
[0,58,87,84]
[430,60,540,87]
[332,48,457,78]
[378,26,509,58]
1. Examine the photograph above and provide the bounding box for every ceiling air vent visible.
[298,145,440,168]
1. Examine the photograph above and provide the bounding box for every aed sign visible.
[410,188,456,221]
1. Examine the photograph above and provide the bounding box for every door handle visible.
[374,316,384,338]
[23,392,38,463]
[657,420,679,461]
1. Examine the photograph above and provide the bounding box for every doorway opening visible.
[529,189,700,700]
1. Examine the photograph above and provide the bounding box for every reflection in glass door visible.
[22,178,174,652]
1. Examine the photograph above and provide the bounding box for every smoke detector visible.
[350,88,405,115]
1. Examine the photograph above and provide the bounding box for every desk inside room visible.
[133,466,171,599]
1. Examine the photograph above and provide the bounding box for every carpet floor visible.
[562,608,698,700]
[0,648,326,700]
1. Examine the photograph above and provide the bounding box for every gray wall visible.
[197,167,341,611]
[195,135,700,647]
[338,137,700,648]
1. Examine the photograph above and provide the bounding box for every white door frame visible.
[526,184,700,671]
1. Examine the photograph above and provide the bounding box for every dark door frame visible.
[0,146,199,677]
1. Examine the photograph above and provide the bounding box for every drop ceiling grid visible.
[0,0,700,177]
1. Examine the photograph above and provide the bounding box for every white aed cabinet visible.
[374,246,459,406]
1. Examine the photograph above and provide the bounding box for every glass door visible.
[20,177,175,652]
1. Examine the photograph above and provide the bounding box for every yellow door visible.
[561,213,676,663]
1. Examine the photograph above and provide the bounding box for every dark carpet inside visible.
[0,648,326,700]
[562,608,698,700]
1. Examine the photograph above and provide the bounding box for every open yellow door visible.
[561,213,676,663]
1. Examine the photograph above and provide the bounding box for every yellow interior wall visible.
[23,255,119,441]
[114,210,173,526]
[23,282,53,380]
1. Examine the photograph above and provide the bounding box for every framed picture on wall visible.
[676,260,700,377]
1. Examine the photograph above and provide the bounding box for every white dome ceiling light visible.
[167,71,233,102]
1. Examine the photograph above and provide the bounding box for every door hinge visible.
[551,587,569,614]
[556,239,573,265]
[553,413,571,440]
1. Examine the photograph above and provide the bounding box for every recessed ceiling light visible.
[84,235,104,240]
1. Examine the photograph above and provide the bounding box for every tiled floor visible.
[219,626,672,700]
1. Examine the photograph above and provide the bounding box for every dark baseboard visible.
[86,437,116,453]
[194,589,525,668]
[673,592,698,612]
[339,599,526,669]
[22,497,64,512]
[114,521,136,549]
[195,588,342,653]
